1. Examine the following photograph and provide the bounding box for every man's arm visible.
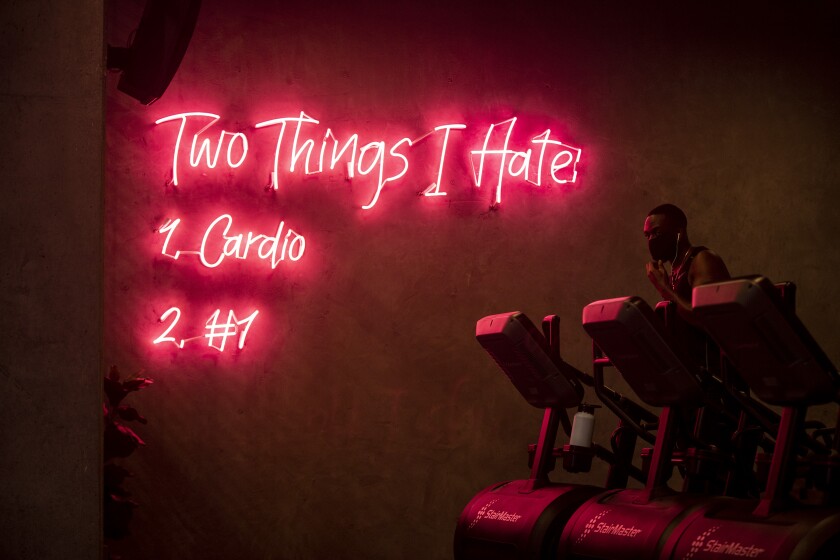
[646,250,730,320]
[646,260,692,314]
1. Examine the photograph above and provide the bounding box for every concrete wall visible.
[103,1,840,559]
[0,1,104,559]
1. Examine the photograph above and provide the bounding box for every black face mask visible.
[648,232,678,262]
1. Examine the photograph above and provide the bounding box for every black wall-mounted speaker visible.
[108,0,202,105]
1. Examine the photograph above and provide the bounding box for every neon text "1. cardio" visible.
[157,213,305,270]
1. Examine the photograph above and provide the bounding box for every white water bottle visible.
[569,403,599,447]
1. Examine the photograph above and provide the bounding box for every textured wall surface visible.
[104,2,840,559]
[0,1,103,559]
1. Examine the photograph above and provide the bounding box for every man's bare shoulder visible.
[690,248,730,286]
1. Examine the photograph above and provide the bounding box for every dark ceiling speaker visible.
[108,0,202,105]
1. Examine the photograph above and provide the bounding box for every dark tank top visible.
[670,246,708,303]
[667,246,716,369]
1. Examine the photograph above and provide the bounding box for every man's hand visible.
[646,260,671,300]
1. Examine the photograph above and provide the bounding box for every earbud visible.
[673,232,681,264]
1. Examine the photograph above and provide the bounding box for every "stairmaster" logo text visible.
[575,509,643,545]
[593,522,642,538]
[468,499,523,529]
[703,540,765,558]
[682,526,766,559]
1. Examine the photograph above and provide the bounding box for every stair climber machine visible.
[454,312,658,559]
[659,276,840,559]
[455,276,840,559]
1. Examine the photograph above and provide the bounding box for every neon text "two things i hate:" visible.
[155,112,583,208]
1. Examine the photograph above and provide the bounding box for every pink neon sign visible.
[154,112,249,186]
[149,110,583,354]
[155,111,582,208]
[153,306,260,352]
[157,214,305,269]
[152,213,303,352]
[469,117,582,205]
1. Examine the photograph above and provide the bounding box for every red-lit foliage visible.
[103,365,153,541]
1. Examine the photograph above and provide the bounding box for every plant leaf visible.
[104,464,131,488]
[104,422,145,460]
[104,492,137,541]
[104,377,128,408]
[117,406,147,424]
[122,378,154,392]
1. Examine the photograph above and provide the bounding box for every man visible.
[643,204,745,495]
[643,203,730,318]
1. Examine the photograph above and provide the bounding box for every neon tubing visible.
[155,112,220,186]
[153,307,184,348]
[425,124,466,197]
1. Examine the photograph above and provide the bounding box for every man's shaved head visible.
[647,203,687,230]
